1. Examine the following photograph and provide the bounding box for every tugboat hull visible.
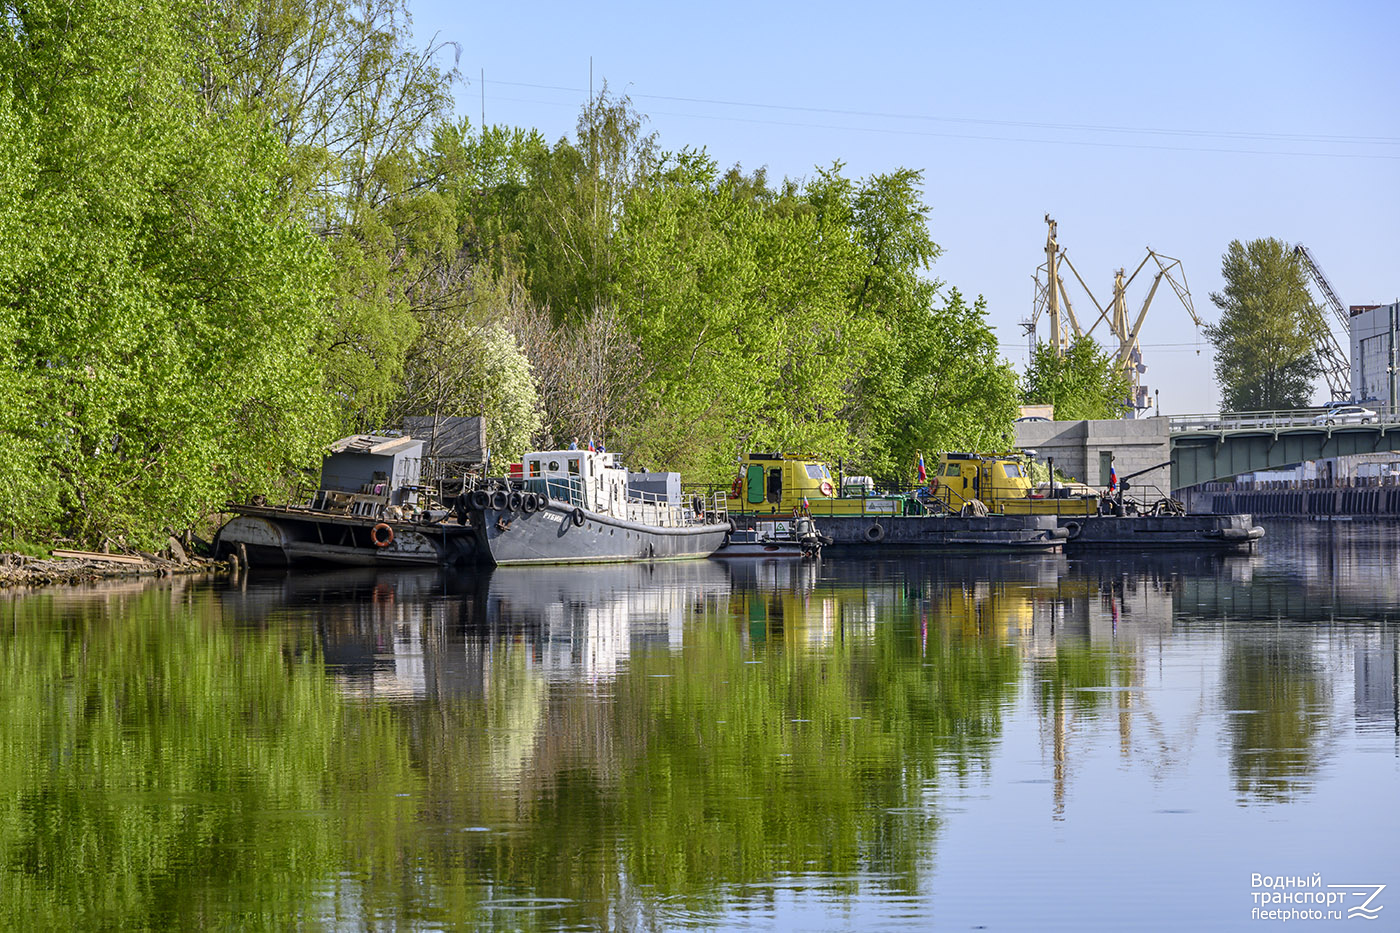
[473,502,729,566]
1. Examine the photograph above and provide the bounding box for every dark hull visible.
[745,513,1067,552]
[472,503,729,566]
[1058,513,1264,551]
[214,509,478,567]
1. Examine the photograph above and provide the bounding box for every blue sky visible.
[409,0,1399,414]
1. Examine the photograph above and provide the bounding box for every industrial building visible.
[1349,301,1400,406]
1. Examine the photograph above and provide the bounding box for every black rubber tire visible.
[1065,521,1082,540]
[489,490,509,511]
[470,490,489,510]
[521,492,539,514]
[571,508,586,527]
[507,491,523,512]
[865,522,885,542]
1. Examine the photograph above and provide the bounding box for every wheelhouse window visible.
[1001,463,1023,478]
[528,460,541,477]
[568,458,581,475]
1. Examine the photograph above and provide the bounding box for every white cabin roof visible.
[523,449,619,472]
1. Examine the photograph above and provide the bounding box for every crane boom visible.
[1293,244,1350,335]
[1292,243,1352,401]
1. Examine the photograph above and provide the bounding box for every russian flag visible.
[1108,466,1118,491]
[917,453,927,483]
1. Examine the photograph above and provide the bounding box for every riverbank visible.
[0,548,226,590]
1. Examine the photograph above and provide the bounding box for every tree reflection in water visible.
[0,526,1395,929]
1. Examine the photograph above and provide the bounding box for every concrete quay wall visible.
[1013,418,1172,495]
[1192,486,1400,519]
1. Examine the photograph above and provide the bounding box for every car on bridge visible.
[1312,405,1377,425]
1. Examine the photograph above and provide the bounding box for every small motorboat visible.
[714,516,826,560]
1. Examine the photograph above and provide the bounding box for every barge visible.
[729,453,1066,552]
[214,434,478,567]
[932,452,1264,551]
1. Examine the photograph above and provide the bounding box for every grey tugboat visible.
[464,448,732,566]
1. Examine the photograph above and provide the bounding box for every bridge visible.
[1169,409,1400,488]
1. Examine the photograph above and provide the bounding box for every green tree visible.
[1022,338,1133,420]
[858,290,1019,478]
[422,105,1016,483]
[0,0,339,547]
[1204,238,1322,411]
[199,0,458,417]
[391,269,543,461]
[827,167,1017,477]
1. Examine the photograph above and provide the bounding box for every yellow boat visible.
[728,453,915,517]
[931,452,1102,517]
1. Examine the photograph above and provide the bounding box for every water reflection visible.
[0,524,1397,929]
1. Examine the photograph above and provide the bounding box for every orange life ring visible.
[371,522,394,548]
[730,476,743,498]
[819,480,834,497]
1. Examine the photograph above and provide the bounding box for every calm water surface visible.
[2,522,1397,931]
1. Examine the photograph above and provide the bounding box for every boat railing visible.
[521,476,586,508]
[513,476,726,527]
[1107,483,1185,515]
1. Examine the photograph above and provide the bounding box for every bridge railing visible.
[1168,406,1400,432]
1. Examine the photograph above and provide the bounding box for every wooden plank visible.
[51,549,148,565]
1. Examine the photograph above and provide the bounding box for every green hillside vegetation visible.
[0,0,1018,550]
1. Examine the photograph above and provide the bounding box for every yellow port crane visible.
[1024,215,1202,413]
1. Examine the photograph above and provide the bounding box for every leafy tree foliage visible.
[1021,338,1133,420]
[425,101,1018,483]
[0,0,340,547]
[0,0,461,547]
[1204,238,1322,411]
[871,290,1021,475]
[390,271,542,462]
[0,3,1021,547]
[186,0,458,424]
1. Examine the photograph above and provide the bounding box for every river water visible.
[2,522,1397,931]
